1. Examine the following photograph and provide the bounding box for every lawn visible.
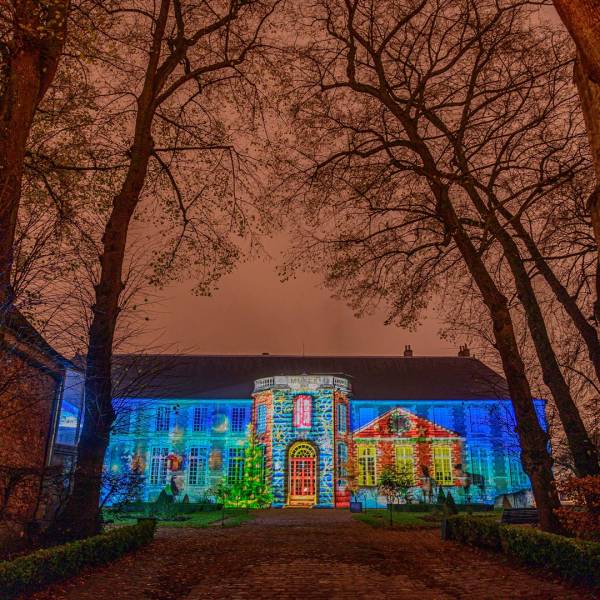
[104,509,255,529]
[353,509,440,529]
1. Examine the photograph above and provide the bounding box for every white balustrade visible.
[253,374,351,393]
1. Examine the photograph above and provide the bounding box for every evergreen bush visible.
[0,520,156,599]
[445,514,600,586]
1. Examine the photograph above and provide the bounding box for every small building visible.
[106,353,537,507]
[0,307,83,552]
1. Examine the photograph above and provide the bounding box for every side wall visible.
[0,341,63,553]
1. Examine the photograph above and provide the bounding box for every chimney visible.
[403,345,413,357]
[458,344,470,357]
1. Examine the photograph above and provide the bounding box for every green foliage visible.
[445,515,501,550]
[228,427,272,508]
[378,465,413,504]
[0,521,156,599]
[445,515,600,586]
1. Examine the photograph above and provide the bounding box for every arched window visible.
[293,395,312,428]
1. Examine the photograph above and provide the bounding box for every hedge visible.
[445,514,600,586]
[0,519,156,599]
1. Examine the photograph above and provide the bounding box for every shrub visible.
[501,526,600,586]
[445,515,600,586]
[555,475,600,541]
[445,514,501,550]
[0,520,156,599]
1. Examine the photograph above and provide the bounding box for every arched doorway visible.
[287,442,317,507]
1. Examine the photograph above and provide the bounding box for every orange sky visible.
[137,5,561,359]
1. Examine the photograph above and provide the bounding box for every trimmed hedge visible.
[445,514,600,586]
[0,519,156,599]
[389,503,493,513]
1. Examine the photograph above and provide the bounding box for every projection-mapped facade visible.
[105,354,539,507]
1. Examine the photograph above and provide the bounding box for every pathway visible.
[29,510,593,599]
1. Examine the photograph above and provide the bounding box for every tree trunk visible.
[435,187,563,532]
[55,141,154,538]
[0,1,70,307]
[462,184,600,478]
[505,214,600,388]
[55,0,171,539]
[553,1,600,321]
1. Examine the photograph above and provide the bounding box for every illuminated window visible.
[257,404,267,433]
[150,447,168,485]
[155,406,171,432]
[337,403,347,433]
[357,445,376,486]
[193,406,208,432]
[293,395,312,428]
[470,447,490,487]
[336,442,348,485]
[227,448,244,484]
[188,447,208,486]
[433,446,453,485]
[395,445,415,484]
[231,407,248,433]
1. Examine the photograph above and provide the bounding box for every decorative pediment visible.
[353,407,461,439]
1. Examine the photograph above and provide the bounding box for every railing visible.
[253,374,351,393]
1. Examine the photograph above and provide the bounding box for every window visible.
[336,442,348,485]
[470,447,490,487]
[357,445,376,486]
[193,406,208,432]
[55,369,84,446]
[257,404,267,433]
[227,448,244,484]
[155,406,171,432]
[188,447,208,486]
[395,445,415,484]
[337,403,347,433]
[150,447,168,485]
[231,407,248,433]
[293,395,312,428]
[433,446,453,485]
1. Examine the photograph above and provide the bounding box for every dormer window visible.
[293,395,312,428]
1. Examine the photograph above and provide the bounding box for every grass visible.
[353,509,440,529]
[104,509,255,529]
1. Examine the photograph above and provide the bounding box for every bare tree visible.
[277,0,581,531]
[553,1,600,289]
[54,0,281,539]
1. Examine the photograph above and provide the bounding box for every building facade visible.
[105,353,540,508]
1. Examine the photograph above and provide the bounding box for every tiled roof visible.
[112,354,510,401]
